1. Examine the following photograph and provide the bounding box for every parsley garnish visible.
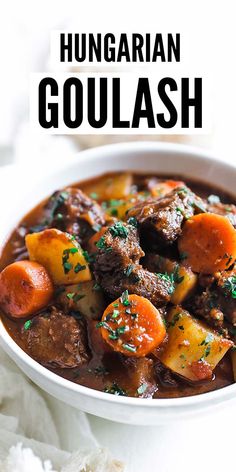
[223,276,236,299]
[127,216,138,227]
[104,383,127,396]
[124,264,134,277]
[168,312,182,327]
[63,262,73,274]
[120,290,130,306]
[90,192,98,199]
[96,235,112,252]
[24,320,32,331]
[156,272,175,294]
[137,383,148,395]
[62,247,80,274]
[200,333,214,346]
[50,191,68,218]
[109,222,129,239]
[74,262,86,273]
[122,343,137,353]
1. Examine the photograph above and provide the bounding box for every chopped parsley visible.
[104,383,127,396]
[205,345,211,357]
[127,216,138,227]
[66,291,85,301]
[50,191,68,218]
[96,236,106,249]
[109,326,127,340]
[24,320,32,331]
[122,343,137,353]
[168,312,182,327]
[62,247,80,274]
[93,283,101,291]
[63,261,73,274]
[96,235,112,252]
[200,333,214,346]
[223,276,236,299]
[109,222,129,239]
[156,272,175,294]
[112,309,120,318]
[137,383,148,395]
[120,290,130,306]
[82,250,94,263]
[74,262,86,273]
[90,192,98,199]
[124,264,134,277]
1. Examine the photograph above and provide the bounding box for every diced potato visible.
[57,281,106,319]
[104,192,150,220]
[159,306,232,381]
[106,196,140,220]
[152,256,197,304]
[171,266,197,304]
[25,228,91,285]
[85,173,133,200]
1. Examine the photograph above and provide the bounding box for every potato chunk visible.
[26,229,91,285]
[171,266,197,305]
[57,281,106,319]
[159,306,232,381]
[85,173,132,200]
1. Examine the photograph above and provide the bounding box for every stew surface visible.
[1,172,236,399]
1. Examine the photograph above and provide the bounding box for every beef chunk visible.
[190,270,236,330]
[122,357,157,397]
[126,187,206,249]
[155,359,179,389]
[207,201,236,228]
[47,188,105,243]
[93,222,172,306]
[21,306,90,368]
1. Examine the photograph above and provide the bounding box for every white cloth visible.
[0,349,123,471]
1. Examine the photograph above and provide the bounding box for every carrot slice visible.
[97,292,166,357]
[0,260,54,318]
[178,213,236,273]
[151,180,184,197]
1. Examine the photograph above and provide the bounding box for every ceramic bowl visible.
[1,141,236,425]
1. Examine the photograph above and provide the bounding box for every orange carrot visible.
[97,292,166,357]
[87,227,108,253]
[178,213,236,273]
[151,180,184,197]
[0,260,54,318]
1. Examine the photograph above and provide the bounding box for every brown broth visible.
[0,172,235,398]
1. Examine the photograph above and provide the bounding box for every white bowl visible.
[1,141,236,425]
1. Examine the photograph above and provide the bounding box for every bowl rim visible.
[1,139,236,410]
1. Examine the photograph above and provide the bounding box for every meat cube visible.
[126,187,206,248]
[122,357,157,398]
[21,306,90,368]
[93,222,173,306]
[47,188,106,243]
